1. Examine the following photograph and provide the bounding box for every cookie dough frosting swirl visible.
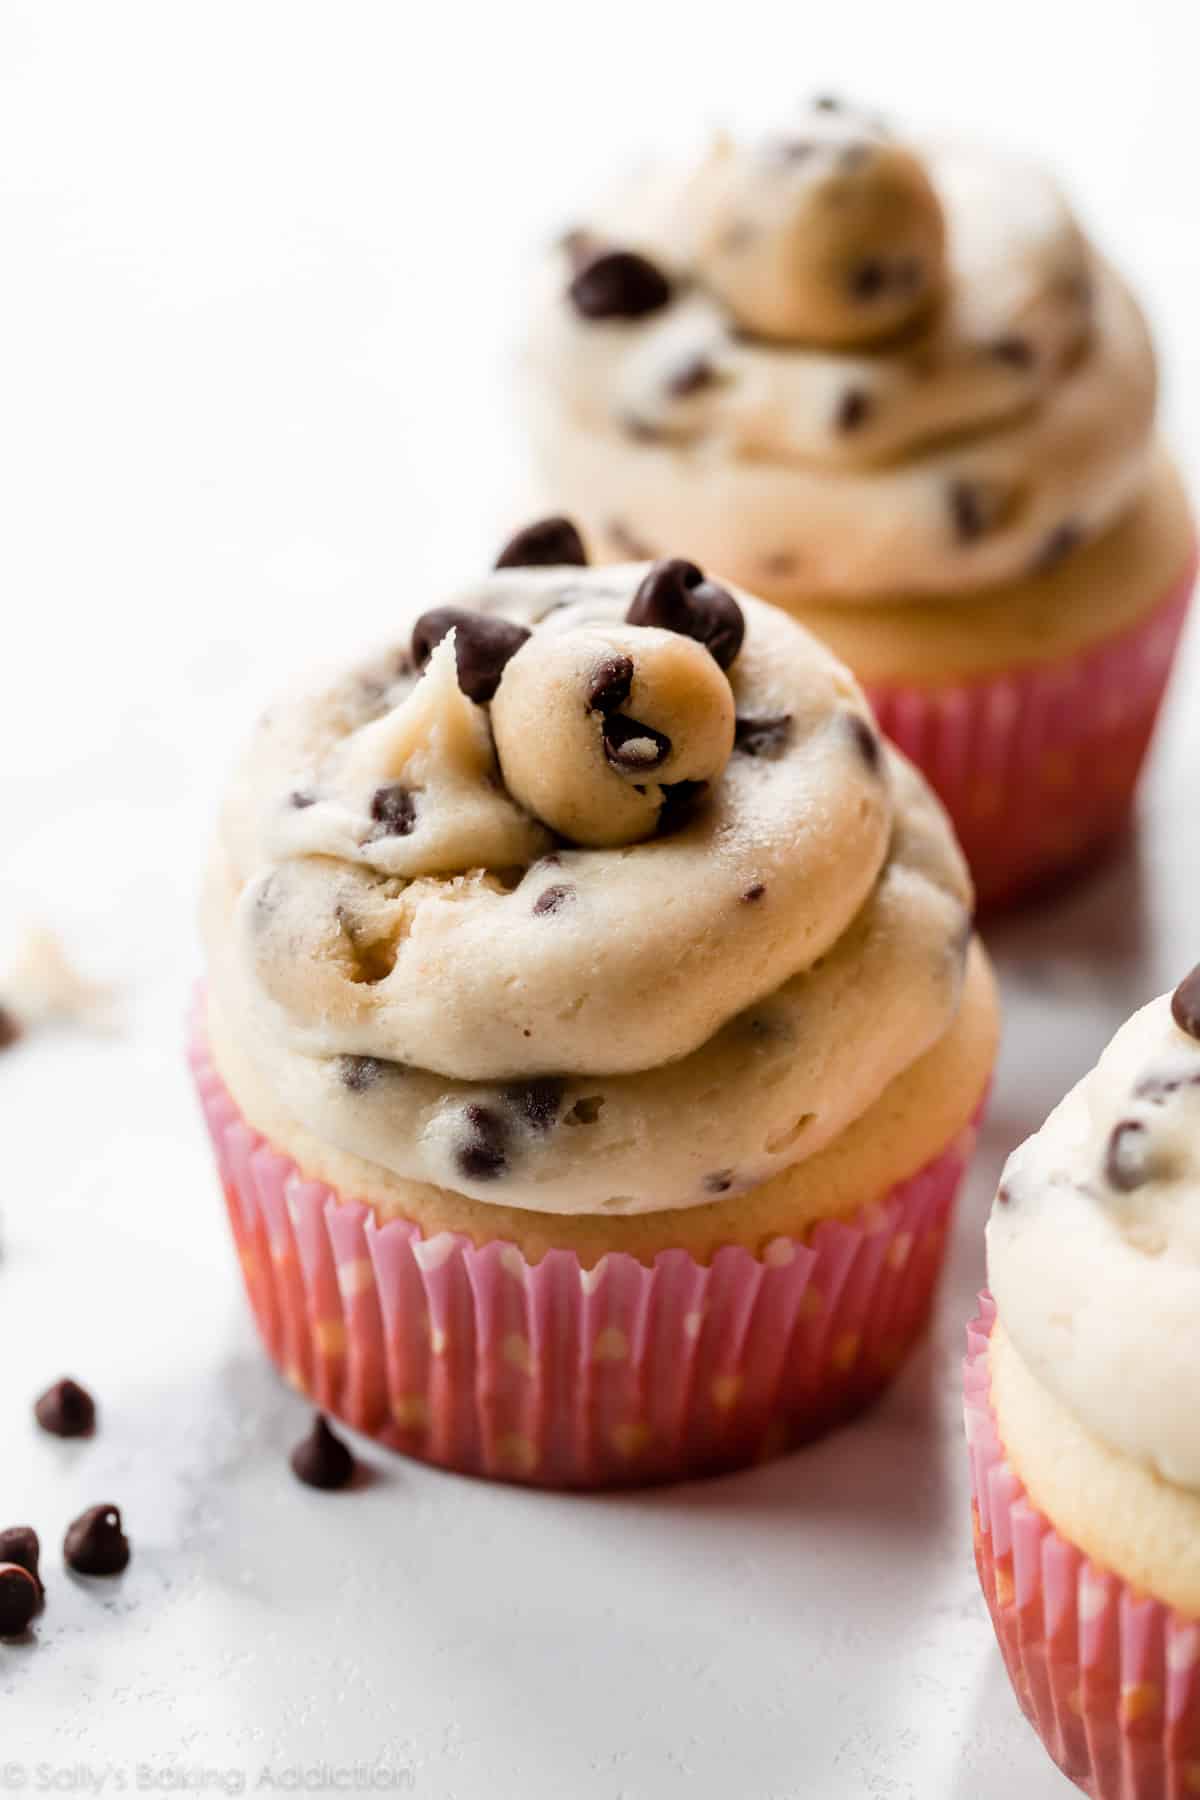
[204,523,973,1216]
[524,96,1159,599]
[988,968,1200,1489]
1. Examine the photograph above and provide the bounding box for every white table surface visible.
[1,4,1197,1793]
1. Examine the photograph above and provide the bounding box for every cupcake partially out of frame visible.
[522,97,1196,909]
[191,523,998,1489]
[967,966,1200,1795]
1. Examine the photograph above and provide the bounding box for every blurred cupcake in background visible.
[192,525,998,1489]
[521,97,1195,908]
[966,966,1200,1795]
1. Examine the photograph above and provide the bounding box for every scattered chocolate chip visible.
[835,388,872,432]
[411,608,532,704]
[606,519,654,560]
[506,1078,564,1133]
[0,1528,43,1600]
[495,516,587,570]
[587,655,634,715]
[734,714,792,758]
[602,714,671,773]
[846,713,882,771]
[63,1505,130,1576]
[1172,965,1200,1041]
[290,1415,356,1492]
[0,1564,39,1636]
[850,258,887,302]
[657,779,708,835]
[457,1105,509,1180]
[0,1007,21,1052]
[704,1170,734,1194]
[627,558,744,670]
[1031,521,1084,576]
[948,480,988,544]
[35,1378,95,1439]
[337,1055,387,1093]
[568,249,671,321]
[288,790,317,810]
[741,883,766,904]
[564,1095,604,1127]
[370,784,417,837]
[1135,1069,1200,1101]
[665,353,717,399]
[989,335,1035,369]
[1105,1119,1154,1192]
[532,883,575,917]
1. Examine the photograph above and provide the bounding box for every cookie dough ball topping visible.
[491,557,741,848]
[695,96,947,347]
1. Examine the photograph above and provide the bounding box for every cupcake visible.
[522,98,1195,908]
[966,965,1200,1794]
[193,526,998,1488]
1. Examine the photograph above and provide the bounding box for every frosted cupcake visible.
[522,97,1195,908]
[966,966,1200,1794]
[193,525,998,1488]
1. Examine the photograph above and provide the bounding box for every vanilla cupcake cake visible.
[522,98,1195,907]
[967,967,1200,1794]
[193,524,998,1488]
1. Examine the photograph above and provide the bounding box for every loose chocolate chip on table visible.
[568,249,672,321]
[532,883,575,917]
[35,1377,96,1438]
[506,1078,565,1132]
[0,1006,21,1052]
[0,1528,43,1599]
[290,1415,356,1492]
[64,1505,130,1576]
[337,1055,387,1093]
[665,353,717,399]
[1105,1119,1154,1192]
[1172,965,1200,1040]
[495,516,588,570]
[587,655,634,715]
[704,1171,734,1194]
[602,714,672,773]
[741,883,766,904]
[835,388,872,432]
[457,1104,509,1180]
[846,714,882,771]
[734,714,793,758]
[1031,521,1083,576]
[564,1095,604,1127]
[411,608,532,704]
[0,1564,40,1636]
[657,779,708,836]
[370,784,417,837]
[627,558,745,671]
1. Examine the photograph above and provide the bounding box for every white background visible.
[1,3,1197,1794]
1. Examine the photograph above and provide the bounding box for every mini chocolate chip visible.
[0,1564,39,1636]
[835,388,872,432]
[948,480,987,544]
[0,1528,43,1600]
[506,1078,564,1132]
[666,353,716,398]
[989,335,1035,369]
[64,1505,130,1576]
[495,516,587,570]
[411,608,532,704]
[657,779,708,836]
[1172,965,1200,1040]
[370,784,417,837]
[704,1170,734,1194]
[741,883,766,904]
[35,1377,96,1438]
[533,883,575,917]
[1105,1119,1154,1192]
[602,714,671,773]
[1031,522,1083,576]
[996,1184,1012,1207]
[564,1095,604,1126]
[458,1104,509,1180]
[288,789,317,809]
[734,714,793,758]
[627,558,745,670]
[569,249,672,321]
[587,655,634,715]
[338,1055,387,1093]
[850,258,887,302]
[0,1006,21,1052]
[846,713,882,771]
[290,1415,356,1491]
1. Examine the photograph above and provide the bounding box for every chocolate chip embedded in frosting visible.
[1105,1118,1155,1191]
[948,479,1020,545]
[568,248,672,321]
[564,1095,604,1126]
[834,388,872,432]
[337,1054,387,1092]
[1171,965,1200,1040]
[601,714,672,774]
[457,1104,509,1180]
[532,883,576,917]
[845,713,882,772]
[1031,521,1084,575]
[741,883,766,904]
[64,1505,130,1576]
[289,789,317,810]
[734,713,792,758]
[587,655,634,715]
[627,559,745,671]
[290,1415,356,1491]
[665,353,718,398]
[989,334,1036,369]
[370,783,417,837]
[506,1078,565,1132]
[495,516,588,570]
[410,608,532,704]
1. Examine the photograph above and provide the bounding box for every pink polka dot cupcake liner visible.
[868,563,1195,911]
[965,1295,1200,1797]
[189,1020,983,1489]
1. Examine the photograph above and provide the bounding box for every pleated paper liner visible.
[966,1295,1200,1797]
[868,565,1195,912]
[189,1020,983,1490]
